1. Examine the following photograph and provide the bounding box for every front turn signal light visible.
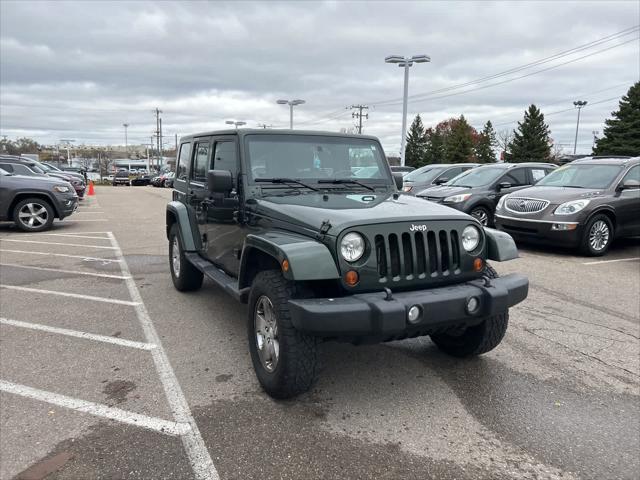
[344,270,359,286]
[473,258,484,272]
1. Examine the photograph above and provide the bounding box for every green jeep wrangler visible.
[166,130,528,398]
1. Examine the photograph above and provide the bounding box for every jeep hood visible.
[508,186,605,204]
[254,192,474,234]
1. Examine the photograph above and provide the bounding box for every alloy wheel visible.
[18,203,48,228]
[254,295,279,372]
[471,208,489,226]
[589,220,610,252]
[172,236,181,277]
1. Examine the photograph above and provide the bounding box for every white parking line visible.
[0,263,130,280]
[0,317,156,350]
[63,219,108,222]
[582,257,640,265]
[0,285,140,306]
[0,249,122,263]
[74,212,105,214]
[21,233,112,240]
[107,232,218,480]
[0,380,190,436]
[0,239,117,250]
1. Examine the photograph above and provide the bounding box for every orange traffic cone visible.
[88,181,95,196]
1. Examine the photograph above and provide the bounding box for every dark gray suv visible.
[0,168,78,231]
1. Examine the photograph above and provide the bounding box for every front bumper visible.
[495,214,583,246]
[57,195,79,219]
[288,273,528,339]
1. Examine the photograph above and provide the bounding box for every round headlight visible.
[461,225,480,252]
[340,232,365,262]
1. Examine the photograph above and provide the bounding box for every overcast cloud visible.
[0,0,638,155]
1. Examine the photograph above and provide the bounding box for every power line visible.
[369,25,639,106]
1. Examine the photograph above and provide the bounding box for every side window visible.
[622,165,639,183]
[530,168,548,183]
[191,141,211,183]
[502,168,528,186]
[176,142,191,181]
[212,141,238,182]
[0,164,13,173]
[442,167,463,180]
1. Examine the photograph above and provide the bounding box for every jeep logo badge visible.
[410,224,427,232]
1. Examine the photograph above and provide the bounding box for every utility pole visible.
[122,123,129,157]
[159,117,163,170]
[592,130,599,149]
[573,100,587,154]
[351,105,369,134]
[154,108,162,172]
[257,123,272,129]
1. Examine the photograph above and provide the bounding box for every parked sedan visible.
[415,162,556,226]
[495,157,639,255]
[131,174,153,186]
[402,163,480,194]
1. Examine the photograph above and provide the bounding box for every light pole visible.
[592,130,599,149]
[573,100,587,154]
[225,120,247,129]
[123,123,129,156]
[59,139,75,166]
[277,99,306,129]
[385,54,430,166]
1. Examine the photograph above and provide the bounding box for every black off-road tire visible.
[248,270,318,399]
[169,224,203,292]
[12,197,55,232]
[579,214,613,257]
[430,264,508,357]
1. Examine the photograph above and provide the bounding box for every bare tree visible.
[496,129,514,161]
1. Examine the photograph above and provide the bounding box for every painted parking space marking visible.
[0,263,130,280]
[20,233,113,240]
[0,239,118,250]
[0,249,122,263]
[107,232,219,480]
[0,380,190,436]
[61,219,108,222]
[0,285,140,306]
[582,256,640,265]
[0,318,156,351]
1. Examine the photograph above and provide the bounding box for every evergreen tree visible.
[475,120,497,163]
[506,104,551,163]
[445,115,475,163]
[424,127,445,164]
[593,82,640,156]
[404,114,427,167]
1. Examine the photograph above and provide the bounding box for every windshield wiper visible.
[562,185,586,188]
[317,178,375,191]
[255,177,319,191]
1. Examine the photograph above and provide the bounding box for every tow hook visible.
[383,287,393,301]
[481,275,493,287]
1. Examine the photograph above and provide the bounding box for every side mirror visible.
[392,172,403,190]
[618,179,640,191]
[434,177,449,185]
[207,169,233,193]
[498,182,512,190]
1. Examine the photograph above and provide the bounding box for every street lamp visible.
[573,100,587,154]
[122,123,129,157]
[276,99,306,129]
[225,120,247,129]
[385,54,431,166]
[59,139,75,166]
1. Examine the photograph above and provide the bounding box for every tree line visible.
[404,81,639,167]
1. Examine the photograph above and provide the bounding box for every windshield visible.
[536,164,624,189]
[404,166,446,183]
[245,134,391,185]
[27,164,47,174]
[447,166,506,187]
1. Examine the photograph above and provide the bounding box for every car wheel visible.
[580,214,613,256]
[168,224,203,291]
[248,270,318,399]
[13,197,55,232]
[430,264,508,357]
[470,206,491,227]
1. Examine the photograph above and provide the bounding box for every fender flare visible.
[484,227,519,262]
[239,231,340,289]
[166,201,198,251]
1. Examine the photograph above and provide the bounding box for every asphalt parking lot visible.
[1,186,638,480]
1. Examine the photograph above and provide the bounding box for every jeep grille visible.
[374,229,461,282]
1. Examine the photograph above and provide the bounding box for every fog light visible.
[551,223,577,231]
[466,296,480,314]
[407,305,421,324]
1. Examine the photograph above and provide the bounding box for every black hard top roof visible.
[180,128,380,142]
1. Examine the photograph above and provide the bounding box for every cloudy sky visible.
[1,0,638,155]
